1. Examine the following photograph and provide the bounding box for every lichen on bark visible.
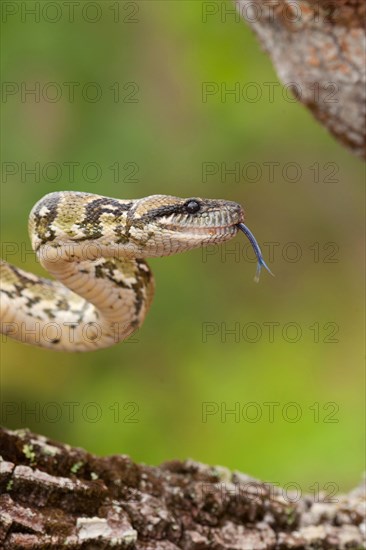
[0,428,364,549]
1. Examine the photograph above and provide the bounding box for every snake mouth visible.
[157,203,244,234]
[160,223,239,236]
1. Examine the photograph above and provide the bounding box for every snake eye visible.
[185,199,201,214]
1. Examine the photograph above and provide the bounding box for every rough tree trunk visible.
[0,428,364,549]
[235,0,366,159]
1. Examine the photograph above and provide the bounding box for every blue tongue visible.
[237,223,274,283]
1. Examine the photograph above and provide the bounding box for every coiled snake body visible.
[0,192,270,352]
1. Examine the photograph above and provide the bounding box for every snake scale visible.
[0,192,271,352]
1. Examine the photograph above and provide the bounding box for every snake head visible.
[130,195,244,256]
[28,192,271,282]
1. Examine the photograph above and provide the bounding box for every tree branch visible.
[235,0,366,158]
[0,428,364,549]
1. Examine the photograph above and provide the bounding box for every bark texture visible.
[235,0,366,158]
[0,428,364,549]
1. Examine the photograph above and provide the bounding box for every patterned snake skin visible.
[0,191,268,352]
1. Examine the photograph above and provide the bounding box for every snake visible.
[0,192,272,352]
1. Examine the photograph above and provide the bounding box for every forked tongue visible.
[237,223,274,283]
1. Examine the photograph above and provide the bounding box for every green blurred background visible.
[1,1,364,493]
